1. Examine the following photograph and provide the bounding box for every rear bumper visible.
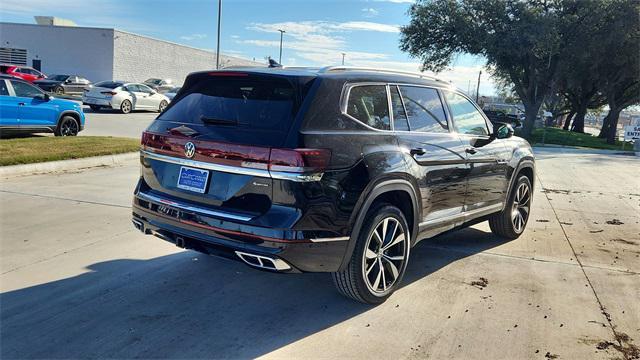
[132,190,350,273]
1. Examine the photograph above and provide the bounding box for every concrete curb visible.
[0,152,138,178]
[532,145,636,156]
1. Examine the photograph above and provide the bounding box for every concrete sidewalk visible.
[0,149,638,359]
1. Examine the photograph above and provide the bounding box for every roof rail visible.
[318,66,450,83]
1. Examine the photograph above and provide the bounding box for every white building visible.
[0,20,260,85]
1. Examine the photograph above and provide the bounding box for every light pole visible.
[278,29,285,64]
[475,70,482,102]
[215,0,222,69]
[341,52,346,65]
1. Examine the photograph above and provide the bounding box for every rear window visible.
[158,76,297,132]
[94,81,123,89]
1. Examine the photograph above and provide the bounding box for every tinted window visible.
[445,91,489,136]
[11,81,42,97]
[0,81,8,96]
[346,85,390,130]
[125,84,140,92]
[398,86,448,133]
[159,76,296,131]
[95,81,123,89]
[390,86,409,131]
[50,75,69,81]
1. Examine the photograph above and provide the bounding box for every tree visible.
[400,0,583,138]
[594,0,640,143]
[557,0,635,135]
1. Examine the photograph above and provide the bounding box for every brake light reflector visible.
[269,148,331,173]
[207,72,249,77]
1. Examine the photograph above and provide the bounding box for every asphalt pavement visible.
[0,147,638,359]
[80,107,157,138]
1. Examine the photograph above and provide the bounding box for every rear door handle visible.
[410,148,426,156]
[465,148,477,155]
[18,102,25,106]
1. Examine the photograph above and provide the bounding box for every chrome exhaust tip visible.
[132,219,144,232]
[235,251,291,271]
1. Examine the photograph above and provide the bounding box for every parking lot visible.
[80,107,157,139]
[1,143,638,359]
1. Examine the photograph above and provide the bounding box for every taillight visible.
[101,91,117,95]
[269,148,331,173]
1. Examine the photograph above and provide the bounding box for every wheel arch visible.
[502,158,535,212]
[57,110,81,127]
[338,178,420,271]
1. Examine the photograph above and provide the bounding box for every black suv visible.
[132,67,534,304]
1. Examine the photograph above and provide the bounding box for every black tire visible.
[332,203,411,304]
[158,100,168,113]
[120,99,132,114]
[54,116,79,136]
[54,86,64,95]
[89,105,101,112]
[489,175,532,239]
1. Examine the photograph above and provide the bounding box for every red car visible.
[0,64,46,82]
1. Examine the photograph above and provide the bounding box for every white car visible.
[83,81,169,114]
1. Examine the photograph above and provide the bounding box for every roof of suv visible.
[203,66,456,90]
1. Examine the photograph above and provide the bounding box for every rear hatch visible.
[140,70,321,220]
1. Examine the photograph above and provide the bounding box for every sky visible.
[0,0,497,94]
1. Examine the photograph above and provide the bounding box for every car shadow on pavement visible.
[0,228,513,359]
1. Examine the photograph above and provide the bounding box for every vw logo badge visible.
[184,142,196,159]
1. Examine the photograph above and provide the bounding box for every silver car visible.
[83,81,169,114]
[143,78,174,93]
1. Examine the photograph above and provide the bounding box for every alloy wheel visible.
[121,100,132,113]
[362,217,408,295]
[61,119,78,136]
[511,182,530,233]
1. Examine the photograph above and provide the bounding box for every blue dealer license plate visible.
[177,166,209,193]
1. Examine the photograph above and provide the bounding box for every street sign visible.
[624,125,640,141]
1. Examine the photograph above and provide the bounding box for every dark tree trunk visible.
[522,104,541,139]
[605,108,623,144]
[598,113,611,138]
[570,104,588,133]
[563,111,575,130]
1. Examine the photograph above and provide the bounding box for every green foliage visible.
[399,0,639,139]
[530,127,631,151]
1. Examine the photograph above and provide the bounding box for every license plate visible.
[177,166,209,193]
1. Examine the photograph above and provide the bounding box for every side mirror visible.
[65,79,72,83]
[496,123,514,139]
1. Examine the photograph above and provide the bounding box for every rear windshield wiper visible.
[200,116,238,126]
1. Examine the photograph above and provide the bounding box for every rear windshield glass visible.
[94,81,123,89]
[158,76,296,131]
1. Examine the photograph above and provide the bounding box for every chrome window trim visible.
[141,150,323,182]
[137,191,254,222]
[340,81,456,135]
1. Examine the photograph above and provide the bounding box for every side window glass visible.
[11,81,42,97]
[346,85,390,130]
[139,84,153,93]
[390,86,409,131]
[0,81,9,96]
[126,84,139,92]
[445,91,489,136]
[398,86,448,133]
